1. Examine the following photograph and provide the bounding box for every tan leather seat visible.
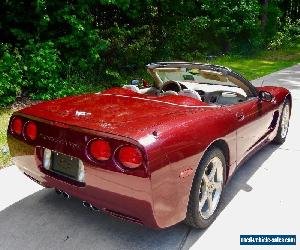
[179,89,202,101]
[122,85,140,93]
[160,90,178,96]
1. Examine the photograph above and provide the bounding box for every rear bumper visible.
[8,135,160,228]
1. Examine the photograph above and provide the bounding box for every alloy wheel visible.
[198,156,223,219]
[281,104,290,139]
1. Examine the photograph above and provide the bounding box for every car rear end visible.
[7,113,159,227]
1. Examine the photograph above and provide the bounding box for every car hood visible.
[20,88,215,140]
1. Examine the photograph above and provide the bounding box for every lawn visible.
[1,46,300,169]
[0,108,13,169]
[212,46,300,80]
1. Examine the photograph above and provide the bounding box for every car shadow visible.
[182,143,280,249]
[0,144,279,250]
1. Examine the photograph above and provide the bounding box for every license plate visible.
[51,152,80,180]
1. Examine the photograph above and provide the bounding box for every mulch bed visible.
[11,97,42,111]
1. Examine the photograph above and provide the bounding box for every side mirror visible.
[131,79,140,85]
[258,90,273,102]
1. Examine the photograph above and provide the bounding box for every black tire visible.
[185,147,226,229]
[272,100,291,145]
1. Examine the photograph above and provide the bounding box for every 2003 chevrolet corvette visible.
[7,62,291,229]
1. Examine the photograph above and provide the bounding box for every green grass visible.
[0,108,13,169]
[212,45,300,80]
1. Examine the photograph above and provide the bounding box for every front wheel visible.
[185,148,225,229]
[272,100,291,145]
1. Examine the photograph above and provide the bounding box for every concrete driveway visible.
[0,65,299,250]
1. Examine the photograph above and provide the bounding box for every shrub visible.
[0,44,25,106]
[0,40,105,106]
[268,19,300,49]
[23,41,67,100]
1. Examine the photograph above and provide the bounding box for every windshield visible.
[155,67,235,87]
[152,66,252,97]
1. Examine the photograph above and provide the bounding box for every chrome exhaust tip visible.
[55,189,62,195]
[82,201,90,208]
[62,192,71,199]
[90,205,100,211]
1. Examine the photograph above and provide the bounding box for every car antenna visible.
[261,79,265,87]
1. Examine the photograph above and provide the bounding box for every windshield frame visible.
[147,62,258,97]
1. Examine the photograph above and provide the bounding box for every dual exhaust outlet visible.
[82,201,100,211]
[55,188,71,199]
[55,188,99,211]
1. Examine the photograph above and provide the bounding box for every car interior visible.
[123,66,254,106]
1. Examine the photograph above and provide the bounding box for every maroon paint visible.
[7,85,290,228]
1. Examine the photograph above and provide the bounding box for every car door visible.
[228,98,262,165]
[225,73,275,166]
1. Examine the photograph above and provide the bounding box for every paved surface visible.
[0,65,300,250]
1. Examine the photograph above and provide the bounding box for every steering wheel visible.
[160,81,182,93]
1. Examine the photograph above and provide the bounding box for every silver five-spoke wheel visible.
[273,100,291,145]
[281,104,290,139]
[185,148,225,229]
[199,157,223,219]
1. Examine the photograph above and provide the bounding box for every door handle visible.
[236,112,245,121]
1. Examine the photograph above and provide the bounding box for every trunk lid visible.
[20,89,210,140]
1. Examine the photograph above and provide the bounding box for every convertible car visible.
[7,62,291,229]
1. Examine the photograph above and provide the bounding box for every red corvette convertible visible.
[7,62,291,229]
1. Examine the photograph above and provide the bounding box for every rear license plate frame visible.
[48,151,82,181]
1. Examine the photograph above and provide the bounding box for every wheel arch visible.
[202,139,230,182]
[184,138,231,228]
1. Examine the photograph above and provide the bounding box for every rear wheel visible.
[185,148,225,229]
[272,100,291,145]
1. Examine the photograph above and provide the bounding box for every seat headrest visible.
[179,89,202,101]
[122,85,140,93]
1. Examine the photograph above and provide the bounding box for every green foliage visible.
[0,45,25,105]
[23,40,105,100]
[53,3,108,69]
[0,0,299,106]
[24,41,65,100]
[200,0,260,52]
[0,108,13,169]
[102,24,154,80]
[269,19,300,49]
[162,17,209,59]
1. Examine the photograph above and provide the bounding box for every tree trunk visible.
[261,0,269,29]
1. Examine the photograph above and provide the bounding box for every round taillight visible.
[11,117,23,135]
[118,146,142,169]
[89,140,111,161]
[25,121,37,140]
